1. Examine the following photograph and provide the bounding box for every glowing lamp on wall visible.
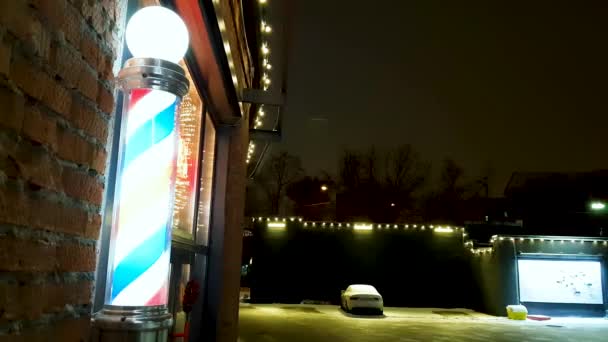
[354,223,373,231]
[434,227,454,233]
[267,222,286,229]
[94,6,190,341]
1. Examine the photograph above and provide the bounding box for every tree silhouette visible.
[336,145,429,222]
[255,151,304,215]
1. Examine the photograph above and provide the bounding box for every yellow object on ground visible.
[506,305,528,320]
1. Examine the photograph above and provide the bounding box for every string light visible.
[252,218,608,253]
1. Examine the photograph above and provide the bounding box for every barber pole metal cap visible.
[118,57,189,96]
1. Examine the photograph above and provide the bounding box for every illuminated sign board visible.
[518,259,603,304]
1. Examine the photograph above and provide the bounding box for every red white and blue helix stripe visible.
[109,88,179,306]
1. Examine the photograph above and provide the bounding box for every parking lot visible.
[239,304,608,342]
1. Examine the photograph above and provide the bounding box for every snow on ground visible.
[239,304,608,342]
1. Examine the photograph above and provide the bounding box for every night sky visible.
[276,0,608,196]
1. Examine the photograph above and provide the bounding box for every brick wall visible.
[0,0,125,341]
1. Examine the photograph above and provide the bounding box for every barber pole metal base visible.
[92,58,189,341]
[92,306,173,341]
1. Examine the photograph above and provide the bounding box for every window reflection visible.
[173,62,203,239]
[196,114,216,245]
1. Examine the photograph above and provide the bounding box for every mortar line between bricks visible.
[0,304,91,335]
[56,158,106,185]
[2,176,102,214]
[0,223,98,246]
[0,127,105,181]
[8,52,111,148]
[0,271,95,285]
[9,40,110,123]
[39,99,109,149]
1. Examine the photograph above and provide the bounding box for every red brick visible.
[0,236,95,272]
[85,213,102,239]
[10,58,49,101]
[62,167,103,205]
[77,66,99,101]
[14,139,62,191]
[91,4,107,38]
[62,2,83,46]
[0,281,91,321]
[0,237,57,272]
[97,85,115,115]
[0,2,50,59]
[70,95,108,142]
[0,38,10,77]
[57,243,96,272]
[0,184,91,237]
[10,59,69,116]
[56,126,97,166]
[98,50,115,82]
[0,87,25,132]
[51,317,92,342]
[78,0,95,21]
[92,147,107,174]
[50,41,84,90]
[43,80,72,117]
[22,105,58,151]
[0,155,20,179]
[29,0,67,32]
[80,30,101,70]
[55,127,107,173]
[0,1,51,59]
[0,318,91,342]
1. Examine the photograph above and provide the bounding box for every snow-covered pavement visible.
[239,304,608,342]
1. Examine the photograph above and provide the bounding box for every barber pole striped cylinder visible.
[107,87,180,307]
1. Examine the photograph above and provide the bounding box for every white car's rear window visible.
[349,285,378,294]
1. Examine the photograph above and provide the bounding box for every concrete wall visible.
[249,222,475,308]
[0,0,125,340]
[470,242,518,316]
[473,238,608,317]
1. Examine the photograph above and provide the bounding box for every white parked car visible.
[340,284,383,314]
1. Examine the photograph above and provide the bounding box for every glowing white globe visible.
[125,6,189,63]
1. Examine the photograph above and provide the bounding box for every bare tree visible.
[338,150,362,190]
[256,151,304,215]
[424,158,466,223]
[337,145,429,222]
[384,144,429,196]
[439,158,465,195]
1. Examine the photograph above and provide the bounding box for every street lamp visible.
[320,185,328,192]
[590,201,606,211]
[92,6,190,342]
